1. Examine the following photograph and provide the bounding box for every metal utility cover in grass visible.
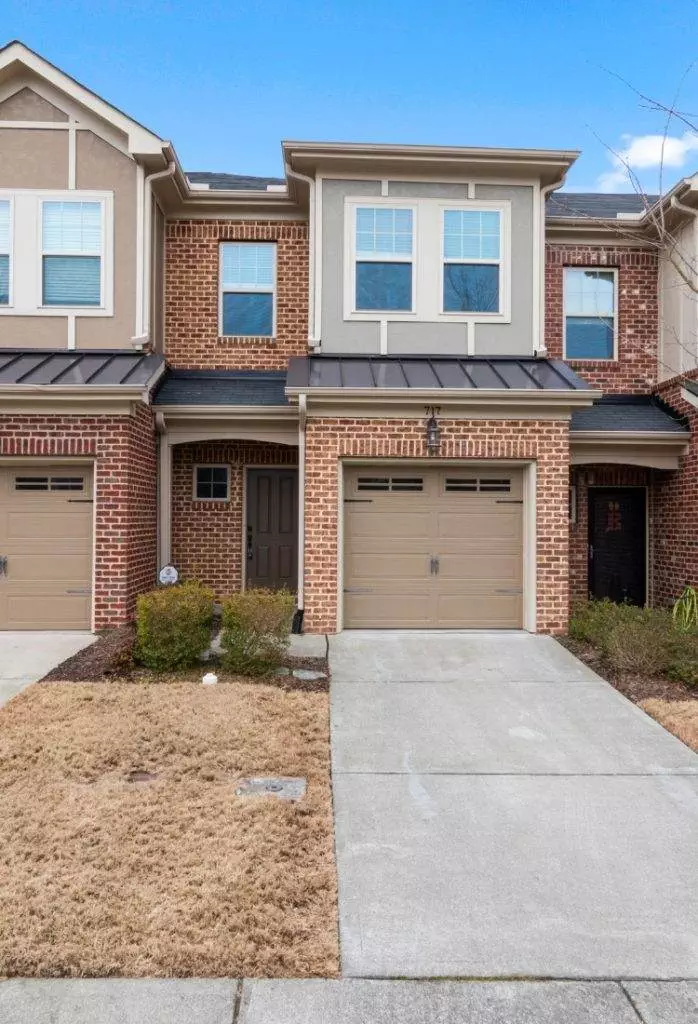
[236,777,307,801]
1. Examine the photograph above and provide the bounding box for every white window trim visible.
[218,241,277,339]
[562,266,618,361]
[39,198,108,312]
[343,195,511,324]
[193,464,231,502]
[0,188,113,317]
[0,195,13,308]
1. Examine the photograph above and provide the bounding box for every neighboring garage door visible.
[0,464,93,629]
[344,465,524,629]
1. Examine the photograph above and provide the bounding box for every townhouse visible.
[0,40,696,634]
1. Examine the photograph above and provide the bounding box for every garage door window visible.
[444,476,511,493]
[356,476,424,492]
[15,475,84,492]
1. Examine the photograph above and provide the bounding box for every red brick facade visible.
[164,220,309,370]
[652,372,698,605]
[0,404,157,628]
[546,244,658,393]
[171,440,298,596]
[303,417,570,635]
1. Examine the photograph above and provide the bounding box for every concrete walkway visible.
[1,978,697,1023]
[0,630,95,707]
[330,630,698,979]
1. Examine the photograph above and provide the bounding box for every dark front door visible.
[246,468,298,590]
[588,487,646,605]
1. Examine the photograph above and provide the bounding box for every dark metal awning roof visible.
[570,395,689,435]
[153,369,288,407]
[0,350,165,389]
[286,355,594,395]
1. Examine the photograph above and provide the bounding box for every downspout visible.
[155,411,171,571]
[669,194,698,376]
[538,171,568,356]
[134,160,176,347]
[286,166,320,348]
[295,393,307,631]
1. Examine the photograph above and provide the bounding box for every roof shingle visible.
[153,369,288,406]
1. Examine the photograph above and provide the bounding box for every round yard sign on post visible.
[158,565,179,586]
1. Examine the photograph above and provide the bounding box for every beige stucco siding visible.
[0,127,68,188]
[0,316,65,348]
[0,87,69,122]
[74,131,137,348]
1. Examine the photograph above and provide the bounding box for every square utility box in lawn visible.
[0,677,338,978]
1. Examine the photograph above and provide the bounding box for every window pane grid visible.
[443,209,500,261]
[195,466,229,500]
[356,207,413,259]
[221,243,275,290]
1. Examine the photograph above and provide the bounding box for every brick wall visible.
[164,220,309,370]
[303,417,570,635]
[652,372,698,604]
[171,440,298,595]
[0,404,157,628]
[569,464,653,607]
[546,244,658,393]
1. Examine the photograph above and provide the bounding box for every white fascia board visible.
[154,404,298,420]
[285,387,601,407]
[570,429,690,444]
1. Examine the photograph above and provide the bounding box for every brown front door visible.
[246,468,298,591]
[588,487,646,606]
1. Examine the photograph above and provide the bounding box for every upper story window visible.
[564,268,616,360]
[355,207,413,311]
[345,197,509,323]
[42,201,103,307]
[220,242,276,337]
[0,189,112,318]
[443,210,501,313]
[0,200,9,306]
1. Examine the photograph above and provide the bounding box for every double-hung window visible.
[42,200,103,307]
[0,200,10,306]
[442,209,501,313]
[564,268,616,359]
[354,206,413,312]
[220,242,276,337]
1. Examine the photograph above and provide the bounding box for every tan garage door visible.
[344,465,524,629]
[0,464,93,629]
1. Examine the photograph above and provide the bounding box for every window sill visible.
[0,306,112,317]
[564,356,618,364]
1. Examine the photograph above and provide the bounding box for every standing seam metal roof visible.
[0,350,165,387]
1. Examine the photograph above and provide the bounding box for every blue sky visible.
[4,0,698,193]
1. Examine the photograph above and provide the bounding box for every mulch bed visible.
[41,628,330,691]
[559,635,697,703]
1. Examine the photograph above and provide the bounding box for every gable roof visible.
[0,39,166,155]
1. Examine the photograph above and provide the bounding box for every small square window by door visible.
[194,466,230,501]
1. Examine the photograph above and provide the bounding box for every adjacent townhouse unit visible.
[0,40,696,635]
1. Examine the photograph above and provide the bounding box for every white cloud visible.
[596,131,698,191]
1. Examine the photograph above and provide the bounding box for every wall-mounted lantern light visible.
[425,406,441,456]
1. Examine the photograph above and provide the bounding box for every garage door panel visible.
[345,592,434,628]
[346,511,434,539]
[437,511,521,541]
[344,465,524,629]
[436,594,523,629]
[349,553,434,579]
[0,464,93,630]
[439,553,521,581]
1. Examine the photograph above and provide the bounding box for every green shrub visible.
[135,580,214,671]
[569,598,634,648]
[220,588,295,676]
[667,659,698,689]
[603,608,674,676]
[673,585,698,632]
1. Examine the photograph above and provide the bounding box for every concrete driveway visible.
[330,630,698,979]
[0,631,95,707]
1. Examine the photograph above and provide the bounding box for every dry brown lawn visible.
[0,679,338,978]
[640,698,698,753]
